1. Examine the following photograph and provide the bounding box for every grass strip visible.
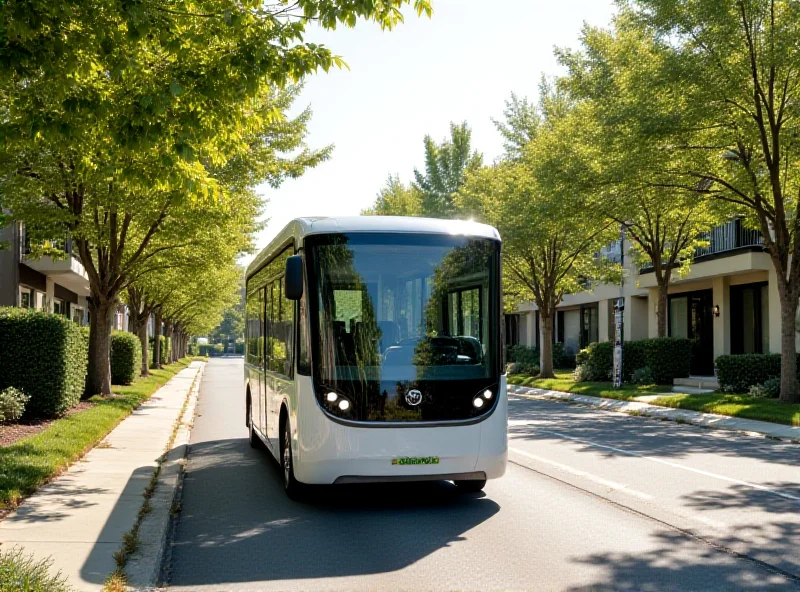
[509,372,800,427]
[509,371,669,401]
[0,358,194,513]
[648,392,800,427]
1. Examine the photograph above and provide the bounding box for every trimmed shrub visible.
[623,338,692,384]
[762,376,781,398]
[506,345,540,374]
[573,338,691,385]
[0,387,30,422]
[573,364,592,383]
[198,343,224,357]
[553,342,576,369]
[234,342,245,355]
[111,331,142,385]
[715,354,785,393]
[748,383,771,398]
[0,308,88,418]
[631,366,656,385]
[576,342,614,381]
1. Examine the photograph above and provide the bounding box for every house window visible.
[731,282,769,354]
[580,304,599,349]
[72,307,84,325]
[19,286,34,308]
[53,298,66,316]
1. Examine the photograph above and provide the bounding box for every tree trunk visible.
[138,319,150,377]
[86,298,114,397]
[656,280,669,338]
[165,322,174,364]
[778,290,800,403]
[540,313,555,379]
[153,309,163,369]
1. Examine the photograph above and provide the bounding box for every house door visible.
[669,290,714,376]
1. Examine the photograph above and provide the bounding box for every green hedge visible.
[198,343,223,357]
[715,354,787,393]
[553,342,576,369]
[507,343,576,370]
[576,341,614,381]
[0,308,88,418]
[234,342,245,355]
[110,331,142,385]
[575,338,692,384]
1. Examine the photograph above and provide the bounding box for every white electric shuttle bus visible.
[244,216,507,499]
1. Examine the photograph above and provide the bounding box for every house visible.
[509,219,780,377]
[0,222,92,324]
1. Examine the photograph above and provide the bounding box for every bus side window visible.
[296,288,311,376]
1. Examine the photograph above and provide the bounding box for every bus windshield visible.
[306,232,500,422]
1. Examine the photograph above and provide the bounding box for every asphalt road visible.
[166,358,800,591]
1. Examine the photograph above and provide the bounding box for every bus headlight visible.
[483,389,493,400]
[338,399,350,411]
[473,397,485,409]
[326,392,338,403]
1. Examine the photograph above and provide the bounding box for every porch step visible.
[673,376,719,390]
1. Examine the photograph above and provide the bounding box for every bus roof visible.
[246,216,500,278]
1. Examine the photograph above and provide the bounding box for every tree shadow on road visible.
[566,529,798,591]
[508,397,800,468]
[166,438,500,587]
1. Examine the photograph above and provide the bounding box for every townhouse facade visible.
[508,219,781,377]
[0,222,129,330]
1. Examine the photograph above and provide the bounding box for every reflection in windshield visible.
[307,233,499,422]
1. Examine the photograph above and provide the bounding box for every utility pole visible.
[613,225,625,388]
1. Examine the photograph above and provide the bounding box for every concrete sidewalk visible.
[508,384,800,442]
[0,361,204,591]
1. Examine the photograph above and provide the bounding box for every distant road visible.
[166,358,800,591]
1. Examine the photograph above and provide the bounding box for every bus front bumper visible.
[294,376,508,486]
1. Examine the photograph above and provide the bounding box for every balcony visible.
[639,219,763,274]
[21,230,90,296]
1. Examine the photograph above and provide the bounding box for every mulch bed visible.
[0,402,95,447]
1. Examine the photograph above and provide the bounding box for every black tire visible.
[454,478,487,493]
[248,402,262,449]
[282,418,304,500]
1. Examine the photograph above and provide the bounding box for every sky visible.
[247,0,617,265]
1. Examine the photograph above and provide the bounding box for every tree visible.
[492,93,540,161]
[210,307,245,344]
[0,0,431,395]
[361,174,423,216]
[458,86,618,377]
[413,122,483,218]
[556,22,726,337]
[619,0,800,402]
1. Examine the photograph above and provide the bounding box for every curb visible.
[508,385,800,443]
[125,362,204,591]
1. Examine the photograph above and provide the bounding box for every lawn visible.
[509,371,671,401]
[509,372,800,427]
[0,358,195,513]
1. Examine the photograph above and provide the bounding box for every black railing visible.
[640,219,763,273]
[21,227,74,258]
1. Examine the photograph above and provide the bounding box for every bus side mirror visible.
[285,255,304,300]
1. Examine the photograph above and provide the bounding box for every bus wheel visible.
[282,420,303,500]
[248,403,261,449]
[454,478,486,493]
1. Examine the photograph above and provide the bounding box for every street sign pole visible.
[613,225,625,388]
